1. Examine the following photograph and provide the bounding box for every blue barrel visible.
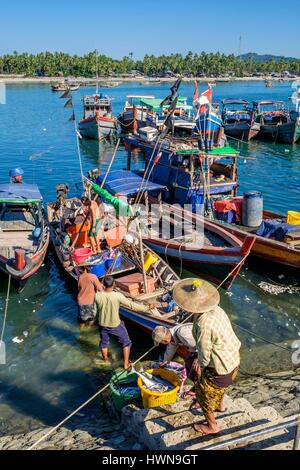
[242,191,263,227]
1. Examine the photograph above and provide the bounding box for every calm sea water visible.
[0,81,300,435]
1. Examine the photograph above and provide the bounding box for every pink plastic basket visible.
[72,247,93,264]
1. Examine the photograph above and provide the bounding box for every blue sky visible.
[0,0,299,58]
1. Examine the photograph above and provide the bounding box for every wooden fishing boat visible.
[124,132,238,206]
[51,82,69,92]
[94,170,256,289]
[69,84,80,91]
[78,93,117,140]
[51,81,79,92]
[221,99,260,141]
[208,208,300,273]
[47,189,185,334]
[142,96,196,137]
[0,183,50,291]
[118,95,155,133]
[253,100,300,144]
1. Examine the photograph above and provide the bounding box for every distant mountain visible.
[239,52,296,63]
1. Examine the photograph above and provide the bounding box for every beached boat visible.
[118,95,155,133]
[0,183,50,291]
[78,93,117,140]
[253,100,300,144]
[94,170,255,288]
[221,99,260,141]
[47,188,184,332]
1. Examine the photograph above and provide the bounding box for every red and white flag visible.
[194,84,213,116]
[200,84,212,112]
[193,80,199,104]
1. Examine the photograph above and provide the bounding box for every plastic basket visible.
[109,370,141,411]
[287,211,300,226]
[137,368,181,408]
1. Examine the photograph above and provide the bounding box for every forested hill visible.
[239,52,296,63]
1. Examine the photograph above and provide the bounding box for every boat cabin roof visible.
[175,145,239,158]
[254,100,285,106]
[83,94,112,106]
[140,96,192,112]
[222,98,249,105]
[96,170,168,197]
[0,183,43,204]
[127,95,155,99]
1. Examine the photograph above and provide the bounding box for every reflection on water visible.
[0,82,300,435]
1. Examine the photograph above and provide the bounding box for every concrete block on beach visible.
[122,395,297,450]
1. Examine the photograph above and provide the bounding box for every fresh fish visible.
[131,366,168,392]
[143,371,173,390]
[117,386,140,396]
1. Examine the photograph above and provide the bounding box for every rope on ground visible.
[27,345,156,450]
[239,368,300,381]
[0,275,11,344]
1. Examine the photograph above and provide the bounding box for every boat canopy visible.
[140,96,192,112]
[254,100,284,106]
[175,145,239,157]
[0,183,43,204]
[126,95,155,99]
[96,170,168,197]
[222,99,249,105]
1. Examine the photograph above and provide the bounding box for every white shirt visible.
[163,323,196,361]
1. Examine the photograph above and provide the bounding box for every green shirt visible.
[93,291,150,328]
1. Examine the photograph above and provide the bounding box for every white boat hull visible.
[78,116,116,140]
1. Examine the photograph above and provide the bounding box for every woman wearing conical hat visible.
[172,278,241,436]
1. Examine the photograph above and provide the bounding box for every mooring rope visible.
[28,345,156,450]
[0,275,11,345]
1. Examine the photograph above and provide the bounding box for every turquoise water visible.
[0,81,300,435]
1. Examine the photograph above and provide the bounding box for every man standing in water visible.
[93,276,155,369]
[77,266,103,328]
[172,278,241,436]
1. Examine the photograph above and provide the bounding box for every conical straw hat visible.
[172,278,220,314]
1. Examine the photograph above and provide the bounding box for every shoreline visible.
[0,367,299,450]
[1,75,299,85]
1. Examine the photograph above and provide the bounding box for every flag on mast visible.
[200,84,212,112]
[160,78,182,107]
[194,84,213,117]
[193,80,199,104]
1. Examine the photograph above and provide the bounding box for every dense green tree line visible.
[1,50,300,77]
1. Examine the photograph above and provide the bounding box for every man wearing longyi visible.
[172,278,241,436]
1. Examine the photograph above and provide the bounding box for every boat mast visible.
[95,49,99,95]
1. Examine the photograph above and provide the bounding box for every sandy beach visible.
[1,74,299,85]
